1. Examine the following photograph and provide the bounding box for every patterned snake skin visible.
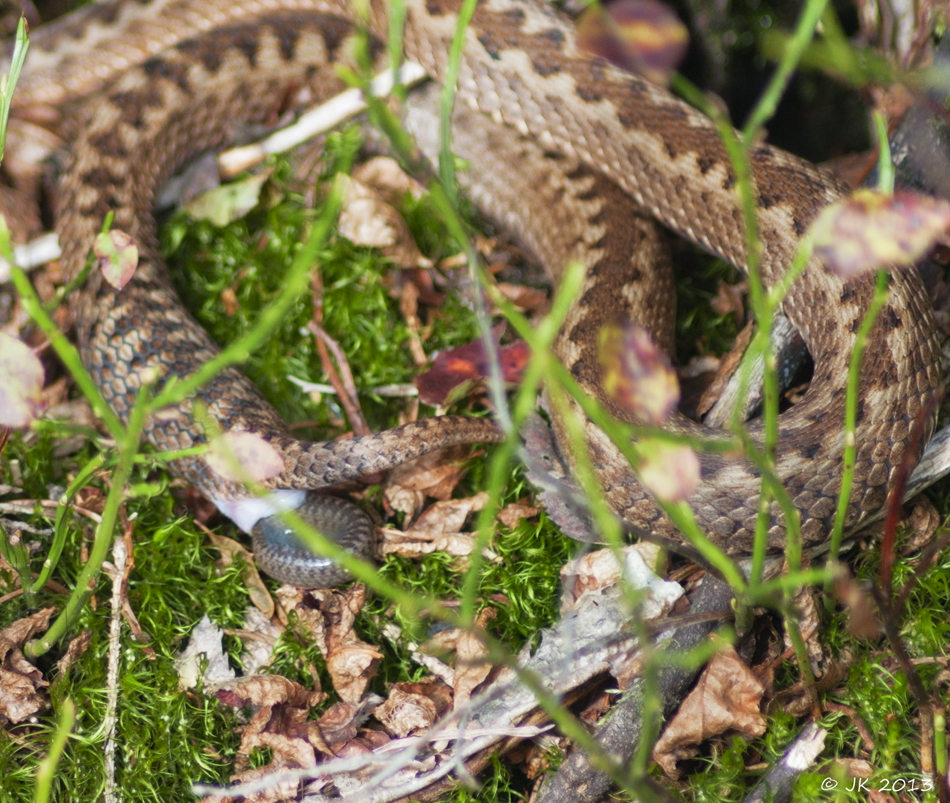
[13,0,943,581]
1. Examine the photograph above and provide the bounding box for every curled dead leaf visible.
[0,608,55,725]
[653,644,766,779]
[375,687,440,737]
[338,174,430,268]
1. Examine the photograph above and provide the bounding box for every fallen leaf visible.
[185,171,270,227]
[216,674,321,710]
[379,493,497,564]
[810,189,950,277]
[496,500,540,529]
[599,321,679,424]
[0,331,44,427]
[94,229,138,290]
[175,614,235,691]
[374,687,440,737]
[383,445,474,520]
[416,328,529,406]
[653,644,766,779]
[206,431,284,484]
[453,608,496,707]
[314,701,362,750]
[277,585,382,703]
[495,282,549,313]
[351,156,426,204]
[338,174,430,268]
[576,0,688,85]
[0,608,55,725]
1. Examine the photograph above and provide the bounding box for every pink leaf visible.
[599,322,679,425]
[810,189,950,278]
[206,432,284,484]
[94,229,139,290]
[0,332,44,427]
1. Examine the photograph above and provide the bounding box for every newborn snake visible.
[16,0,942,583]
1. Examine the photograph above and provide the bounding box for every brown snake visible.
[11,0,943,583]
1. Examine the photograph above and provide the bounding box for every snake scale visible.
[12,0,943,583]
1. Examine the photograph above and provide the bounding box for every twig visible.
[742,721,827,803]
[102,522,130,803]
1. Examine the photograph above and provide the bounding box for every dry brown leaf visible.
[314,701,362,750]
[380,493,497,564]
[401,492,488,541]
[903,497,941,551]
[375,687,440,737]
[495,282,549,313]
[351,156,426,204]
[53,630,92,687]
[383,445,474,519]
[326,642,383,704]
[653,644,766,779]
[216,674,322,710]
[496,501,540,530]
[277,585,382,702]
[454,608,496,708]
[338,174,430,268]
[0,607,54,724]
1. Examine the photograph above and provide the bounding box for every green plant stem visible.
[26,382,151,658]
[153,177,344,411]
[438,0,478,206]
[741,0,831,140]
[874,110,894,194]
[10,263,125,439]
[828,269,890,566]
[33,698,76,803]
[459,262,586,623]
[0,18,28,164]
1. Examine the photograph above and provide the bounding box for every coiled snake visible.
[14,0,943,584]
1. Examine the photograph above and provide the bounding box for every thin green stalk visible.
[33,698,76,803]
[153,175,344,410]
[438,0,478,206]
[459,262,587,623]
[0,520,34,602]
[827,269,890,565]
[10,262,125,439]
[0,17,28,163]
[32,452,109,594]
[874,110,895,194]
[741,0,831,140]
[26,381,152,658]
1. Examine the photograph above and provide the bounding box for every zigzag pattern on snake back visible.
[18,0,943,575]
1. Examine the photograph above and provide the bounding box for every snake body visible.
[16,0,943,581]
